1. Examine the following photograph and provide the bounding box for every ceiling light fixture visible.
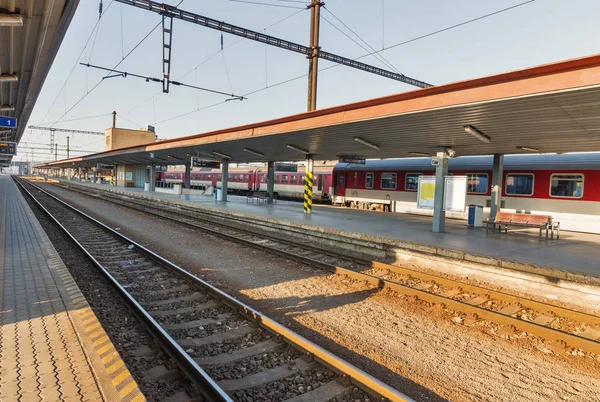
[0,74,18,83]
[243,148,264,157]
[213,151,232,159]
[167,155,184,161]
[0,14,23,27]
[286,144,309,154]
[516,146,539,152]
[0,104,15,112]
[354,136,380,150]
[463,125,491,144]
[408,152,430,157]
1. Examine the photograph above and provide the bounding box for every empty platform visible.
[0,175,143,401]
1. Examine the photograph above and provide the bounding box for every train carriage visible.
[333,153,600,234]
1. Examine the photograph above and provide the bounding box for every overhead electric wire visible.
[227,0,304,10]
[45,1,186,129]
[322,6,401,74]
[33,1,115,143]
[153,0,536,127]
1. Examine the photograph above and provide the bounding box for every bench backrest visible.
[494,212,513,222]
[494,212,550,225]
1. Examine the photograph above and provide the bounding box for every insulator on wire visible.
[221,33,224,50]
[99,0,103,19]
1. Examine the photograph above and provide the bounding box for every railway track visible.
[17,177,412,402]
[45,179,600,357]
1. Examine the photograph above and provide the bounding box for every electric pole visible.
[67,136,70,159]
[307,0,323,112]
[55,143,58,161]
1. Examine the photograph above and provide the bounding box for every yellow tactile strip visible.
[7,178,145,401]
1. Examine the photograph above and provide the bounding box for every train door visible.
[334,171,346,197]
[317,174,323,191]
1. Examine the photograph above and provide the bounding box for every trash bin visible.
[467,204,484,227]
[144,182,150,192]
[215,188,223,201]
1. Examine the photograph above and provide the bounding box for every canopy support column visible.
[490,154,504,221]
[77,168,82,181]
[149,163,156,191]
[221,160,229,202]
[304,156,314,213]
[432,148,448,233]
[184,163,191,189]
[267,161,275,204]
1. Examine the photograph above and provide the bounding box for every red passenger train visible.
[155,153,600,234]
[157,165,334,201]
[332,153,600,234]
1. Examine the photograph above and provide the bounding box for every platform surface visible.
[0,176,143,401]
[56,178,600,277]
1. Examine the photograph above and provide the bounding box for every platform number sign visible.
[0,116,17,128]
[0,141,17,156]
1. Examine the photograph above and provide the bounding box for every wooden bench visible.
[246,191,275,204]
[486,212,560,240]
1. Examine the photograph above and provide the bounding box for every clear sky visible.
[16,0,600,162]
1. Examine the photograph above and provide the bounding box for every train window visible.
[381,173,397,190]
[467,173,488,194]
[291,175,297,184]
[275,174,280,183]
[282,175,289,184]
[339,175,345,186]
[550,174,583,198]
[506,174,534,196]
[405,173,422,191]
[244,175,249,181]
[365,173,374,189]
[260,175,266,183]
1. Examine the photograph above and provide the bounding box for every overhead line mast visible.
[114,0,433,102]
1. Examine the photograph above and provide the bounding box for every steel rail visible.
[18,178,414,402]
[15,178,233,402]
[47,180,600,355]
[56,181,600,328]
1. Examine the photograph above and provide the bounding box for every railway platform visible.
[0,176,143,401]
[50,178,600,282]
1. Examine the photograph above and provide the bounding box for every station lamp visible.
[408,152,430,157]
[0,74,18,82]
[354,136,380,150]
[243,148,264,157]
[213,151,232,159]
[463,125,491,144]
[516,146,539,152]
[0,14,23,26]
[286,144,309,154]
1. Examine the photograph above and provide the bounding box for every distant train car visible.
[333,153,600,234]
[157,165,334,201]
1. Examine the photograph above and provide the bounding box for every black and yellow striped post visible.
[304,157,314,213]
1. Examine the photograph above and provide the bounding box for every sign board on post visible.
[443,176,468,212]
[0,141,17,156]
[274,163,298,172]
[417,176,436,210]
[0,117,17,128]
[191,157,220,169]
[339,156,366,164]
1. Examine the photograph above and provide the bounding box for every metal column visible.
[113,165,118,186]
[184,163,191,189]
[432,149,449,233]
[92,169,97,183]
[304,156,314,213]
[267,161,275,204]
[307,0,322,112]
[490,154,504,221]
[78,168,82,181]
[149,164,156,191]
[221,160,229,202]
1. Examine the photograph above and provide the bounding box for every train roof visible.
[333,153,600,172]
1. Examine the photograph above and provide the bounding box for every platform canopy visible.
[36,53,600,169]
[0,0,80,153]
